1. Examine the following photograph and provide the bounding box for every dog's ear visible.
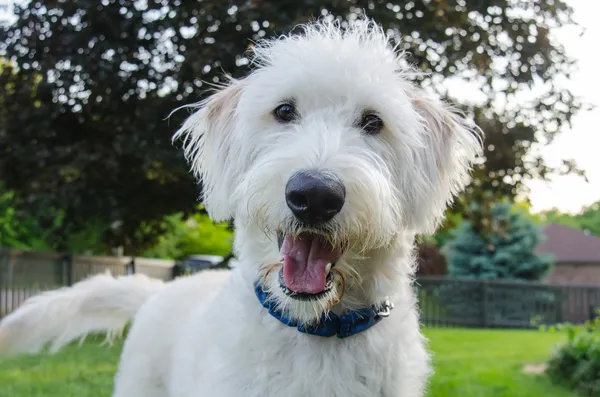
[404,88,483,234]
[174,80,245,222]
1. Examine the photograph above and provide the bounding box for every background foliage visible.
[141,208,232,260]
[546,316,600,396]
[444,201,553,280]
[539,202,600,238]
[0,0,583,253]
[438,200,555,324]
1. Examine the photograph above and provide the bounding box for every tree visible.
[512,200,542,224]
[539,201,600,238]
[439,201,555,326]
[444,201,553,280]
[141,208,232,260]
[0,182,57,250]
[0,1,583,252]
[539,207,581,228]
[576,202,600,238]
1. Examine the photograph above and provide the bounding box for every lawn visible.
[0,329,576,397]
[426,329,575,397]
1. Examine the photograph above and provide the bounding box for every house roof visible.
[536,223,600,263]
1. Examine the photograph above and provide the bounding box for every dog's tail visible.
[0,271,164,355]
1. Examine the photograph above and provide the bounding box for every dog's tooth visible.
[325,263,332,275]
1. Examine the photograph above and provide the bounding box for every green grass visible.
[0,340,119,397]
[426,329,575,397]
[0,329,576,397]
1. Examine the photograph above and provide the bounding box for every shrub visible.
[416,242,448,276]
[141,210,232,260]
[546,316,600,396]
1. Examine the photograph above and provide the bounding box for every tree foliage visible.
[540,201,600,238]
[0,182,55,250]
[0,0,582,252]
[438,200,556,325]
[141,208,232,260]
[0,182,116,254]
[444,201,553,281]
[546,316,600,396]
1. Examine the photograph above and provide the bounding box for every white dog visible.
[0,18,482,397]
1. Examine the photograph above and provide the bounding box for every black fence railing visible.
[2,247,600,328]
[416,277,600,328]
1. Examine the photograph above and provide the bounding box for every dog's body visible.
[114,257,427,397]
[0,19,482,397]
[113,234,428,397]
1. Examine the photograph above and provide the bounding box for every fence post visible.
[482,280,489,328]
[127,257,136,275]
[64,253,73,286]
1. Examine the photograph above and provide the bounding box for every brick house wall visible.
[538,224,600,287]
[546,263,600,285]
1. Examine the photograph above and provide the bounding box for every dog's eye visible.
[273,103,297,123]
[359,113,384,135]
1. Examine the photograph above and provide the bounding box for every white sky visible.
[1,0,598,214]
[525,0,600,214]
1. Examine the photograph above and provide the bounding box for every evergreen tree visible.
[444,201,554,281]
[432,201,557,327]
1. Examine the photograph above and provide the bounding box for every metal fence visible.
[0,248,175,317]
[416,276,600,328]
[3,247,600,329]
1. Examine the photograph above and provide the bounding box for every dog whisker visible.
[262,263,282,283]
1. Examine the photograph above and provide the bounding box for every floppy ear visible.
[404,88,483,234]
[173,80,245,222]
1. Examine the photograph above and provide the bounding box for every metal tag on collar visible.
[376,299,394,318]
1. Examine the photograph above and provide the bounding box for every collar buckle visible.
[376,299,394,318]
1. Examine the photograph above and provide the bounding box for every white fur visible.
[0,18,482,397]
[0,272,163,354]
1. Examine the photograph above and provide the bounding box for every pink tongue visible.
[280,233,341,294]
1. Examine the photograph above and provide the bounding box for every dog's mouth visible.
[277,232,342,299]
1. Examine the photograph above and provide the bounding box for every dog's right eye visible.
[273,103,297,123]
[359,113,384,135]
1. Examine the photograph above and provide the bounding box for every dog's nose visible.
[285,171,346,224]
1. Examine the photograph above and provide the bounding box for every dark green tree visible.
[436,201,556,327]
[0,1,583,253]
[0,182,56,250]
[445,201,553,280]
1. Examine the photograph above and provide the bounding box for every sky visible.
[524,0,600,214]
[0,0,598,214]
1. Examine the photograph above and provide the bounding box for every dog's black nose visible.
[285,171,346,225]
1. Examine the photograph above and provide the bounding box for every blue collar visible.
[254,282,394,339]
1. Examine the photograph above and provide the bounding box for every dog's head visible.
[175,19,482,323]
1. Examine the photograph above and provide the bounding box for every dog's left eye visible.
[273,103,297,123]
[359,113,384,135]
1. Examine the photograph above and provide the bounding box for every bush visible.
[141,210,232,260]
[416,242,448,276]
[546,316,600,396]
